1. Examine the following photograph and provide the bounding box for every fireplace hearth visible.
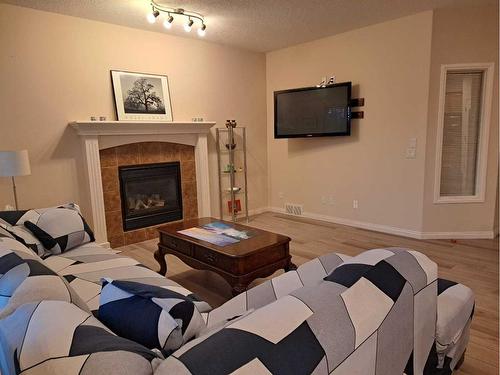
[119,162,182,231]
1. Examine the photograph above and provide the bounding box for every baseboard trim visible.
[249,207,270,216]
[265,207,495,240]
[220,207,269,222]
[267,207,423,238]
[418,231,495,240]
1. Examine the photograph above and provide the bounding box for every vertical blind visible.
[440,71,484,197]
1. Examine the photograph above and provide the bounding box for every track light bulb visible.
[197,23,206,37]
[163,15,174,29]
[147,10,160,24]
[184,18,194,32]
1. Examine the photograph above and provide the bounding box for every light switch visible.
[405,148,416,159]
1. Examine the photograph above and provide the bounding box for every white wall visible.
[1,4,497,238]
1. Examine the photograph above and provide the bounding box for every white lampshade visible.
[0,150,31,177]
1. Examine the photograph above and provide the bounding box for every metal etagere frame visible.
[216,121,249,223]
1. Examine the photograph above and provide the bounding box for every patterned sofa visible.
[0,208,474,375]
[158,248,474,375]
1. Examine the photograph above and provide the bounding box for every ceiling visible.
[2,0,496,52]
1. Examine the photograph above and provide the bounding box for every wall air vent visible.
[285,203,303,216]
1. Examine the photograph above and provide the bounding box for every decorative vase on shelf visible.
[226,187,241,193]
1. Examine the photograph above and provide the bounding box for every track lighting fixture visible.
[198,23,207,37]
[184,18,194,32]
[146,2,207,37]
[146,9,160,24]
[163,14,174,29]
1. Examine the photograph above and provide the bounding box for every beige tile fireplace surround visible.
[71,121,215,248]
[100,142,198,248]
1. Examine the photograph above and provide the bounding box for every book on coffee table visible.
[178,221,257,247]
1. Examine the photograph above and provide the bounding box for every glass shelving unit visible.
[216,121,249,223]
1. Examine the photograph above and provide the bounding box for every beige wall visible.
[0,4,268,223]
[421,5,499,234]
[266,12,434,233]
[1,4,497,237]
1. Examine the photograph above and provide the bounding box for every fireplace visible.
[119,162,183,231]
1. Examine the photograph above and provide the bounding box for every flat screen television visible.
[274,82,351,138]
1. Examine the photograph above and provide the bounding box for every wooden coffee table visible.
[155,217,296,296]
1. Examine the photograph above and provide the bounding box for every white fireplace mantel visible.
[70,121,216,246]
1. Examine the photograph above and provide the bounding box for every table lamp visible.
[0,150,31,210]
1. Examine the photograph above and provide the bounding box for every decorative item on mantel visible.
[216,120,249,223]
[90,116,107,121]
[111,70,173,122]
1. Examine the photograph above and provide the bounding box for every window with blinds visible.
[434,63,493,204]
[439,70,484,197]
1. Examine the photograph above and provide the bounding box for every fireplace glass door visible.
[119,162,182,231]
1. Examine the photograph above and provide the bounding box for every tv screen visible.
[274,82,351,138]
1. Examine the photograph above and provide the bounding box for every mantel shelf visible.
[69,121,216,136]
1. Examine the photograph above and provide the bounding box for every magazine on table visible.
[178,221,257,246]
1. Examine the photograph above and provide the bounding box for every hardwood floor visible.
[118,212,499,375]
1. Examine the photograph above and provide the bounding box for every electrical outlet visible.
[321,196,327,205]
[328,196,335,205]
[278,192,285,199]
[353,200,359,209]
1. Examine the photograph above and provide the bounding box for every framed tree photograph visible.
[111,70,173,121]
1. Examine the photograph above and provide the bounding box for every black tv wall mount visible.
[349,98,364,119]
